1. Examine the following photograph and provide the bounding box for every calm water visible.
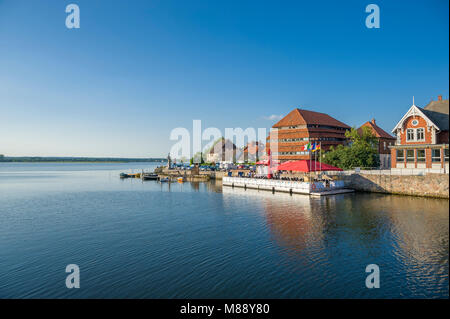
[0,163,448,298]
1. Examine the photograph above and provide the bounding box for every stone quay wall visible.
[342,173,449,199]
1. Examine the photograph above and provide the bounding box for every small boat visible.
[159,177,169,182]
[142,173,158,180]
[120,173,130,178]
[128,173,141,178]
[177,177,184,183]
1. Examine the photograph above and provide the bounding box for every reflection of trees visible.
[261,191,448,274]
[221,186,448,293]
[381,196,449,268]
[338,194,449,260]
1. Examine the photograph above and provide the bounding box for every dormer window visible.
[416,128,425,141]
[406,129,415,141]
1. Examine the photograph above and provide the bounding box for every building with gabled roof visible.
[206,138,237,163]
[390,95,449,172]
[358,119,396,168]
[237,141,265,163]
[266,108,350,162]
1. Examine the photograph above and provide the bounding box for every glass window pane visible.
[417,149,425,162]
[416,128,424,141]
[432,149,441,162]
[406,129,414,141]
[406,150,415,162]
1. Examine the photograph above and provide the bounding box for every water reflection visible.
[222,186,449,297]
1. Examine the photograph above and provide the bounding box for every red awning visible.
[256,160,280,165]
[273,160,343,172]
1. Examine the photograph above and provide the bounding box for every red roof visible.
[256,160,280,165]
[244,141,264,155]
[273,108,350,129]
[273,160,343,172]
[358,120,395,139]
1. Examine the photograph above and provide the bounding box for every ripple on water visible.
[0,166,448,298]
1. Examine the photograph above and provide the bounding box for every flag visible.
[312,142,321,152]
[311,142,316,152]
[303,143,312,151]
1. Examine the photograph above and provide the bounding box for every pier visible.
[222,176,353,196]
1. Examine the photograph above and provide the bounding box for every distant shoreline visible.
[0,157,167,163]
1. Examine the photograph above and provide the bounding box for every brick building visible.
[206,138,237,163]
[357,119,396,169]
[237,141,265,163]
[266,108,350,162]
[390,96,449,172]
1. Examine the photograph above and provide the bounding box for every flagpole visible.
[309,142,311,183]
[314,140,316,175]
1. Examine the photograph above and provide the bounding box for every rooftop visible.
[422,96,449,131]
[424,96,449,115]
[273,108,350,129]
[358,119,395,139]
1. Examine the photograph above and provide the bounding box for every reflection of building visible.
[357,119,396,169]
[390,96,449,172]
[206,138,237,163]
[266,108,350,162]
[362,195,449,275]
[222,187,323,252]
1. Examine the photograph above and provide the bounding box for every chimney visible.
[371,118,376,125]
[438,95,442,101]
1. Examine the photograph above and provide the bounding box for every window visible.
[406,129,414,141]
[432,149,441,162]
[396,150,404,162]
[417,149,425,162]
[383,142,386,150]
[406,150,415,162]
[416,128,425,141]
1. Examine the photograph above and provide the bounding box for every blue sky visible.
[0,0,448,157]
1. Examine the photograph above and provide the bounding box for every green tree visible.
[322,127,379,170]
[190,152,205,165]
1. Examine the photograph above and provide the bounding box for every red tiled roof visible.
[244,141,264,155]
[273,108,350,129]
[358,121,395,139]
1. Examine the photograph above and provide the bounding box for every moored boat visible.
[142,173,158,180]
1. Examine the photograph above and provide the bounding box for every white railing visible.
[222,177,345,194]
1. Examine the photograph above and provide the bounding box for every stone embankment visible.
[342,172,449,198]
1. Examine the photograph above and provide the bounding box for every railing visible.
[222,177,345,193]
[326,167,448,176]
